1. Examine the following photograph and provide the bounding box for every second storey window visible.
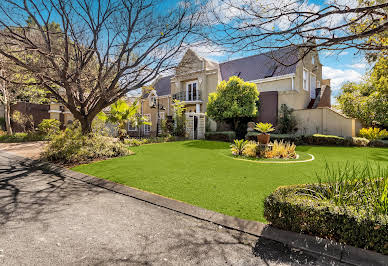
[303,69,309,91]
[186,81,198,101]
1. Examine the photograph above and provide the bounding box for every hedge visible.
[264,185,388,254]
[245,132,376,147]
[205,131,236,142]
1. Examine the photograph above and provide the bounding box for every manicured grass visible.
[72,140,388,222]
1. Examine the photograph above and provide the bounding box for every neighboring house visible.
[135,46,361,138]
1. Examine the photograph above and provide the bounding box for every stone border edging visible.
[230,153,315,164]
[2,151,386,266]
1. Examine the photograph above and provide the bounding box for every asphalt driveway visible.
[0,151,345,265]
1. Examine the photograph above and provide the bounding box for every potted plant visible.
[255,122,275,144]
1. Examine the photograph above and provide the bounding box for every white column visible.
[195,104,200,113]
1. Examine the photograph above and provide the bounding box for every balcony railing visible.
[172,90,202,101]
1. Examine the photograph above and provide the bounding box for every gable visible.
[176,49,204,75]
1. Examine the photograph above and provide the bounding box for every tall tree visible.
[336,56,388,127]
[204,0,388,63]
[0,0,202,133]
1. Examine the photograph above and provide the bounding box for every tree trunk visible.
[4,102,12,135]
[79,116,93,135]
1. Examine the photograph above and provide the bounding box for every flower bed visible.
[231,139,297,160]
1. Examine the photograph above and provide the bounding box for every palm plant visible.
[255,122,275,134]
[98,99,151,141]
[231,139,248,156]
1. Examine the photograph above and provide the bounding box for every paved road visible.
[0,151,345,265]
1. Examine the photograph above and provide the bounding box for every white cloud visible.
[323,66,364,92]
[346,63,367,70]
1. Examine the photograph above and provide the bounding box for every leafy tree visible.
[172,99,186,137]
[207,76,259,138]
[0,1,202,134]
[337,56,388,127]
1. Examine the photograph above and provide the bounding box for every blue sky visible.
[187,0,370,104]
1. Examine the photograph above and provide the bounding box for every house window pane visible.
[193,83,197,100]
[187,84,192,101]
[144,114,151,134]
[303,69,309,91]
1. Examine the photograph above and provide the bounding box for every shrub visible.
[230,139,248,156]
[359,127,388,140]
[43,122,130,164]
[124,136,176,146]
[277,104,297,134]
[264,164,388,254]
[369,139,388,148]
[242,141,257,157]
[345,136,369,147]
[205,131,236,142]
[12,111,34,132]
[302,134,346,145]
[0,132,45,142]
[0,129,5,136]
[270,140,296,159]
[38,119,61,137]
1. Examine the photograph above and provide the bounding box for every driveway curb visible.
[3,151,387,266]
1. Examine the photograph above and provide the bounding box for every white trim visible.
[185,80,198,101]
[291,76,294,90]
[127,123,137,131]
[303,68,309,91]
[143,114,151,134]
[48,110,62,113]
[63,111,72,114]
[249,73,295,84]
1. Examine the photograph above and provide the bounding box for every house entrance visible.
[185,112,205,140]
[194,116,198,139]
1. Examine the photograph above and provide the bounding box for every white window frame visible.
[303,68,309,91]
[143,114,151,134]
[310,72,317,99]
[158,112,165,120]
[128,122,137,132]
[312,56,315,65]
[186,81,198,101]
[317,80,321,88]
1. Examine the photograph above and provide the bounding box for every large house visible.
[136,47,361,138]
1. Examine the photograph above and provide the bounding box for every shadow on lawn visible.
[182,140,229,150]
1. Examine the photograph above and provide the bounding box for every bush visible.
[264,164,388,254]
[205,131,236,142]
[345,136,369,147]
[359,127,388,140]
[0,132,46,142]
[43,123,130,164]
[369,139,388,148]
[38,119,61,137]
[302,134,346,145]
[246,132,304,145]
[270,140,296,159]
[242,141,257,157]
[124,136,176,146]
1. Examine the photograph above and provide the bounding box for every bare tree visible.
[0,0,202,133]
[204,0,388,63]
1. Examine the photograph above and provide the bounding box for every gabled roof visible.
[219,46,299,81]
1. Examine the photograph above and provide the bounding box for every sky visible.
[185,0,371,104]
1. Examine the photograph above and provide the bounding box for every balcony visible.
[172,90,202,102]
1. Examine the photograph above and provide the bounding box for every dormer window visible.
[149,92,157,107]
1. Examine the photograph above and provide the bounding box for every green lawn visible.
[72,140,388,222]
